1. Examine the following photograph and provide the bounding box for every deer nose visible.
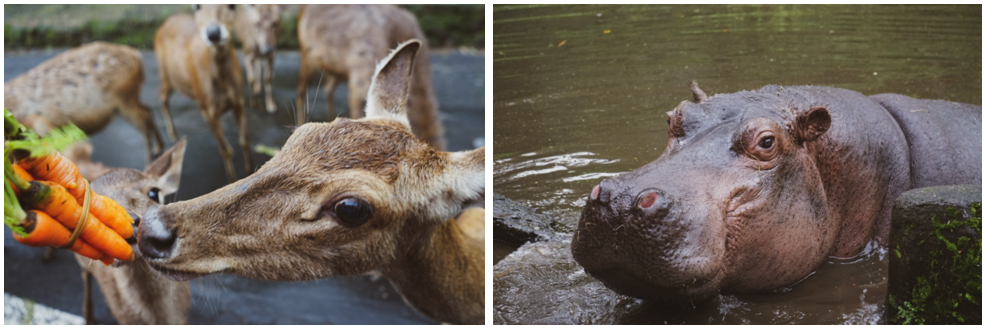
[205,25,222,43]
[137,206,178,259]
[259,45,273,56]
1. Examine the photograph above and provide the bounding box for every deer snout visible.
[137,206,178,259]
[259,44,273,56]
[205,24,223,44]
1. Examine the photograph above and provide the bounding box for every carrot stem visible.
[4,176,28,237]
[4,108,28,140]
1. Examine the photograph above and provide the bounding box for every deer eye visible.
[148,187,161,203]
[329,197,372,227]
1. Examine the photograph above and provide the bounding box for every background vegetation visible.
[4,4,485,50]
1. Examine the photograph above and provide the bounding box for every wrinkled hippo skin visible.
[572,83,982,303]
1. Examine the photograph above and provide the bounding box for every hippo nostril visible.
[638,191,659,209]
[590,185,600,200]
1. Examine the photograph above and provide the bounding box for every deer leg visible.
[348,69,372,119]
[203,110,236,182]
[118,100,165,164]
[42,247,56,262]
[323,75,338,121]
[158,80,178,141]
[263,54,277,113]
[295,58,313,126]
[82,269,95,324]
[233,103,253,172]
[243,52,259,111]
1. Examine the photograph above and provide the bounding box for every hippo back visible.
[869,94,982,188]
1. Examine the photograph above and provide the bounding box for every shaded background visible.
[5,3,485,325]
[4,4,485,50]
[493,4,980,324]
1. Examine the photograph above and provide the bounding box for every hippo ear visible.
[795,106,831,143]
[690,81,708,103]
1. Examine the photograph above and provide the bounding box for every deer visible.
[155,4,252,182]
[234,4,283,113]
[72,138,191,324]
[295,4,447,150]
[137,40,485,324]
[4,41,165,165]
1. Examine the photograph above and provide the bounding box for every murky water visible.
[493,4,981,324]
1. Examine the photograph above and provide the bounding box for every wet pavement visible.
[4,48,484,324]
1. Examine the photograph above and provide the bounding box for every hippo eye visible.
[328,197,373,227]
[758,136,774,149]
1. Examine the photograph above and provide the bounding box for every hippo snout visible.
[574,177,726,302]
[586,179,672,222]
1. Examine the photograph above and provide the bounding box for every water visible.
[493,4,980,324]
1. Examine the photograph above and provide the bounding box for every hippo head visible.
[572,83,838,303]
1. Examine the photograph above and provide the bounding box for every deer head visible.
[136,40,484,323]
[193,4,237,47]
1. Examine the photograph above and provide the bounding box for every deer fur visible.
[4,41,165,165]
[234,4,282,113]
[74,139,190,324]
[138,40,484,324]
[155,4,252,182]
[295,4,446,150]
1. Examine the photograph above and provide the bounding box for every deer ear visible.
[795,106,831,143]
[145,137,187,195]
[364,39,421,127]
[426,147,485,222]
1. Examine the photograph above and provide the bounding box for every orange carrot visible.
[8,164,34,197]
[21,181,133,261]
[18,153,133,238]
[12,210,113,265]
[19,152,86,201]
[90,194,134,238]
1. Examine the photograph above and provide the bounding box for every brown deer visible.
[234,4,282,113]
[4,41,165,165]
[295,4,446,150]
[137,40,484,324]
[156,4,252,182]
[74,138,190,324]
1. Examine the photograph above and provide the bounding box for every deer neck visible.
[382,218,484,324]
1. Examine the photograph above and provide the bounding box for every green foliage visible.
[896,202,982,324]
[6,124,88,159]
[401,4,485,47]
[5,5,485,50]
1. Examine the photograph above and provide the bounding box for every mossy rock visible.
[887,184,981,324]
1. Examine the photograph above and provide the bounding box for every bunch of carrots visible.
[4,109,133,265]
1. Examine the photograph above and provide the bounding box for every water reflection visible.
[493,3,980,325]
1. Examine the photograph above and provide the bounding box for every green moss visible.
[895,202,982,324]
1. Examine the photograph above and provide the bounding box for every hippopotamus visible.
[571,83,982,303]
